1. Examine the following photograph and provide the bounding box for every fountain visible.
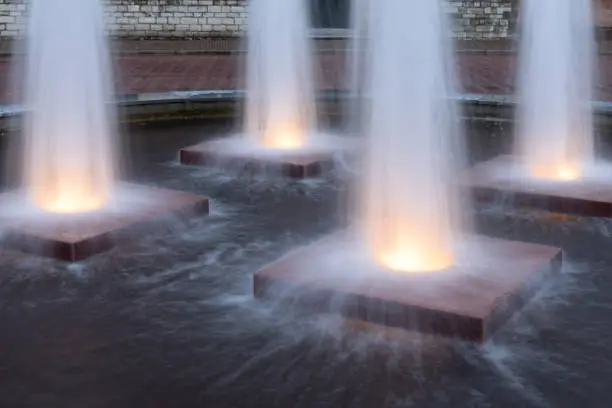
[254,0,561,342]
[464,0,611,216]
[0,0,209,261]
[180,0,351,178]
[22,0,116,214]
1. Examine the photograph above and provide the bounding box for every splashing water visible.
[515,0,596,181]
[244,0,316,150]
[21,0,118,213]
[357,0,468,273]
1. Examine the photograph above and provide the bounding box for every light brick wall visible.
[0,0,27,37]
[0,0,517,40]
[0,0,248,38]
[448,0,517,40]
[108,0,247,38]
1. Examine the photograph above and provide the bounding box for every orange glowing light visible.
[373,237,455,273]
[31,180,108,214]
[377,248,454,273]
[530,163,580,181]
[262,121,305,150]
[362,187,457,274]
[37,195,105,214]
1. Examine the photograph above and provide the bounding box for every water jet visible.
[254,0,561,342]
[464,0,612,216]
[179,0,352,179]
[0,0,209,262]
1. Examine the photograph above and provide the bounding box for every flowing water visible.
[357,0,468,271]
[0,0,610,404]
[515,0,596,181]
[0,119,610,407]
[21,0,118,213]
[244,0,316,149]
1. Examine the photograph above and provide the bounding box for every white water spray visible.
[22,0,118,213]
[358,0,468,272]
[244,0,317,149]
[515,0,596,181]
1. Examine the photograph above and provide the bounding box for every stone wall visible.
[0,0,517,40]
[108,0,247,38]
[0,0,26,37]
[449,0,517,40]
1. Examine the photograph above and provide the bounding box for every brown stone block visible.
[254,233,562,342]
[463,155,612,217]
[179,138,352,179]
[0,183,210,262]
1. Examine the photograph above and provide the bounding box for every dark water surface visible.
[0,119,611,407]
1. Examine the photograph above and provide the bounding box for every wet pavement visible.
[0,119,612,407]
[0,39,524,56]
[2,52,612,103]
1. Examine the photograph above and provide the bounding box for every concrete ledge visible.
[254,232,562,342]
[1,90,612,127]
[0,38,521,56]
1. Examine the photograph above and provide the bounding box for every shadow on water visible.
[0,119,611,407]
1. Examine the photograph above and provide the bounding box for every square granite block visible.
[0,183,210,262]
[464,155,612,217]
[254,233,562,342]
[180,139,342,179]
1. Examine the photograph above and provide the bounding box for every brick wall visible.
[108,0,247,38]
[0,0,26,37]
[448,0,517,40]
[0,0,517,40]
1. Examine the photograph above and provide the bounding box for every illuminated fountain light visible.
[463,0,612,216]
[357,0,463,274]
[375,237,455,274]
[179,0,353,179]
[22,0,116,214]
[516,0,594,182]
[0,0,209,262]
[244,0,315,150]
[530,163,580,182]
[261,121,306,150]
[254,0,561,342]
[33,179,108,215]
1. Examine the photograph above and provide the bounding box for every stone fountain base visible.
[0,183,210,262]
[463,155,612,217]
[254,232,561,342]
[180,136,354,179]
